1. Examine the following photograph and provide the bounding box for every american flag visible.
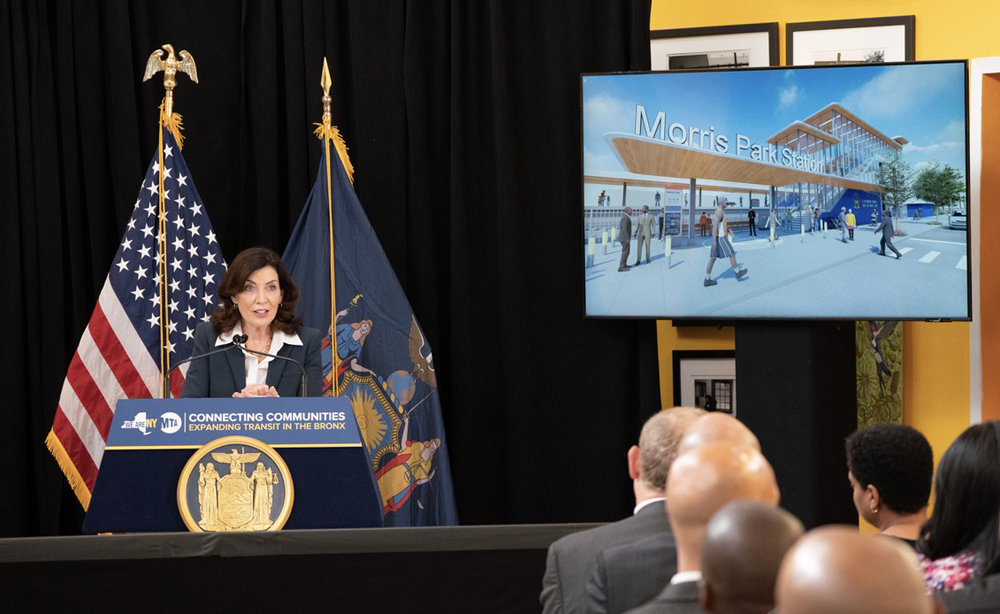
[45,127,226,508]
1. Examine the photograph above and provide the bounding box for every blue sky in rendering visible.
[582,62,967,179]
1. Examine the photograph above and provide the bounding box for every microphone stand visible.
[233,336,309,397]
[163,334,247,399]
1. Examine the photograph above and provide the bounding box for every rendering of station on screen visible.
[582,61,970,321]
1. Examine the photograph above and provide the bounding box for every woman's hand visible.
[233,384,279,398]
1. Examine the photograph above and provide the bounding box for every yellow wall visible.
[651,1,999,466]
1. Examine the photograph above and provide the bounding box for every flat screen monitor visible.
[582,61,970,321]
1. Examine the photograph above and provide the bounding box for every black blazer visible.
[586,530,679,614]
[940,573,1000,614]
[541,501,671,614]
[624,580,700,614]
[181,321,324,398]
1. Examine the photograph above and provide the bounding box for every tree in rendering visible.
[914,163,966,219]
[875,150,913,226]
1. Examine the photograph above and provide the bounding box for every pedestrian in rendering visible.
[838,207,849,243]
[634,205,654,266]
[813,208,820,233]
[618,206,633,271]
[846,209,857,241]
[767,210,780,242]
[598,190,606,207]
[748,207,757,236]
[699,212,710,237]
[874,208,902,259]
[705,199,747,287]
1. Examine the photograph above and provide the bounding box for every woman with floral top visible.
[917,421,1000,593]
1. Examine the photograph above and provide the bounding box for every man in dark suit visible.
[539,407,706,614]
[622,443,780,614]
[874,207,902,258]
[618,206,633,272]
[585,413,761,614]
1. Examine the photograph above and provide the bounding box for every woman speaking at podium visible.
[181,247,323,398]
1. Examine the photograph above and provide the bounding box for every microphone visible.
[164,334,247,399]
[232,335,309,397]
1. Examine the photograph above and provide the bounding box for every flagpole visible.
[157,107,168,397]
[320,59,341,388]
[143,44,199,396]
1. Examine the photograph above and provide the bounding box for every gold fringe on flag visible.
[314,123,354,185]
[45,430,92,510]
[161,109,186,150]
[155,104,185,394]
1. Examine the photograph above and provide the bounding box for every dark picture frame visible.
[650,22,779,71]
[786,16,915,66]
[672,350,737,414]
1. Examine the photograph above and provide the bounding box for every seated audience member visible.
[540,407,705,614]
[845,424,933,547]
[677,413,760,455]
[775,526,944,614]
[940,508,1000,613]
[584,415,761,614]
[918,421,1000,593]
[699,501,804,614]
[619,443,780,614]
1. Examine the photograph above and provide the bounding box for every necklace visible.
[249,335,273,358]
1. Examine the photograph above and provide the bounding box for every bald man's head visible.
[667,443,780,572]
[701,501,804,614]
[776,526,940,614]
[678,413,760,455]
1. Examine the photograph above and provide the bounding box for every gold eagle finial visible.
[143,44,199,117]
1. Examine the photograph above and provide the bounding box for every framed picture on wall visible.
[672,350,737,415]
[786,16,915,66]
[650,22,779,71]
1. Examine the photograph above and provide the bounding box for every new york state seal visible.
[177,436,294,532]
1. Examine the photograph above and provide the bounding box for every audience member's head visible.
[700,501,804,614]
[627,407,706,501]
[667,443,780,572]
[845,424,933,539]
[678,413,760,455]
[776,526,942,614]
[919,421,1000,566]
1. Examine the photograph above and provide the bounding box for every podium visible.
[83,397,384,533]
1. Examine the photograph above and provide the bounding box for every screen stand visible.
[735,321,858,529]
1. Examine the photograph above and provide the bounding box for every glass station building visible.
[765,103,907,217]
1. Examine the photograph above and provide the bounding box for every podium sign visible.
[83,398,384,533]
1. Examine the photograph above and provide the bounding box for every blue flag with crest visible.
[283,135,457,527]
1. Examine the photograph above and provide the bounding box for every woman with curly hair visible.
[846,424,933,548]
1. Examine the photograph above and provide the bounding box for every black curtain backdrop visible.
[2,1,657,537]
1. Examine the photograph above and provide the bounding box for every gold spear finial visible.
[321,58,332,127]
[143,44,199,118]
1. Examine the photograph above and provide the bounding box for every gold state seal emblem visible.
[177,435,293,532]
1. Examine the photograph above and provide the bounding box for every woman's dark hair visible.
[210,247,302,335]
[845,424,933,514]
[918,421,1000,566]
